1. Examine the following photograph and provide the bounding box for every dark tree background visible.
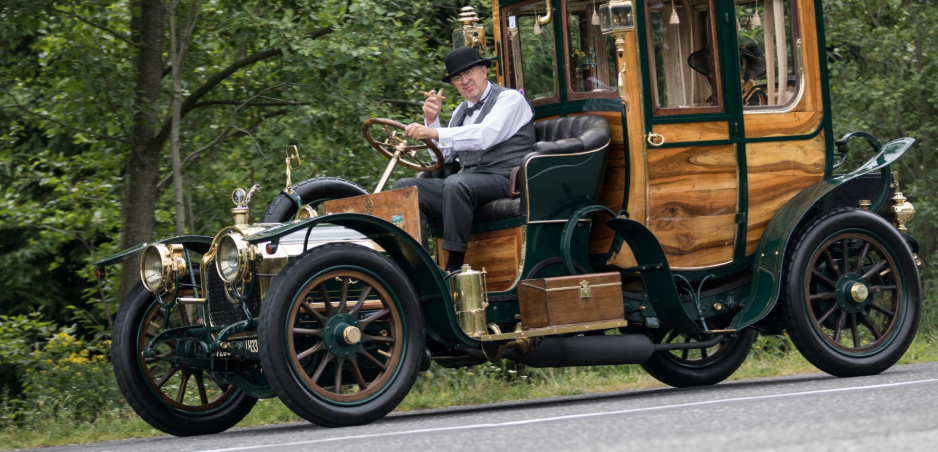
[0,0,934,340]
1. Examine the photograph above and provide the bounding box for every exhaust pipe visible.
[468,334,656,368]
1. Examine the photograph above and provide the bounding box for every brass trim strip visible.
[178,297,205,304]
[518,282,622,292]
[479,320,627,341]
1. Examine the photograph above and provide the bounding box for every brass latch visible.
[579,280,591,298]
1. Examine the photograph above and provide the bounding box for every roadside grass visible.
[2,333,936,449]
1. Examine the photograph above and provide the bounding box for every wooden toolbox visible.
[321,187,421,242]
[517,272,624,329]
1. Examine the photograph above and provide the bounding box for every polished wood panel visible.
[652,120,730,143]
[744,133,827,254]
[744,111,823,138]
[322,187,421,241]
[646,144,738,268]
[605,29,646,269]
[438,226,523,292]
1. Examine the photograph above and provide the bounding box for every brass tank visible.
[450,264,488,338]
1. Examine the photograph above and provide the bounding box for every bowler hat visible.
[441,46,492,83]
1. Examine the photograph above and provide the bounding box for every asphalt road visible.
[34,361,938,452]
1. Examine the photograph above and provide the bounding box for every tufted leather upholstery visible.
[413,115,610,224]
[531,116,611,156]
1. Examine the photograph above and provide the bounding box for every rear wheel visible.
[112,284,257,436]
[782,208,920,377]
[258,243,424,427]
[641,328,757,388]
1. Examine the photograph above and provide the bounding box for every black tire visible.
[112,283,257,436]
[261,177,368,223]
[641,328,757,388]
[258,243,425,427]
[782,208,921,377]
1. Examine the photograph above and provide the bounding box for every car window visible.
[734,0,801,110]
[504,1,558,103]
[647,0,722,114]
[565,1,618,95]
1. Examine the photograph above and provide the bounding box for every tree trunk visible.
[119,0,166,299]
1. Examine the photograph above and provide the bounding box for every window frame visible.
[499,0,561,107]
[644,0,725,117]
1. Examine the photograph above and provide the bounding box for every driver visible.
[392,46,535,272]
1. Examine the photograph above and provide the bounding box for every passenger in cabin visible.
[688,37,768,106]
[393,46,535,272]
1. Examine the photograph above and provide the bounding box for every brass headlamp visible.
[217,232,255,284]
[140,243,187,293]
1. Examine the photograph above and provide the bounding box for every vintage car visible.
[96,0,921,437]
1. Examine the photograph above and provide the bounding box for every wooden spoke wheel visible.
[111,284,257,436]
[259,243,424,427]
[783,208,921,377]
[641,328,757,388]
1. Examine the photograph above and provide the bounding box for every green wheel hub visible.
[323,313,363,358]
[835,273,869,314]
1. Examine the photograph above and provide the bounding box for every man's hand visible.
[404,123,440,141]
[420,89,444,124]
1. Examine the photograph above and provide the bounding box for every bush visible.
[19,331,120,423]
[0,314,122,427]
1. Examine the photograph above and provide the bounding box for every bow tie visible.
[463,100,484,115]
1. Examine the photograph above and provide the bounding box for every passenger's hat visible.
[441,46,493,83]
[688,47,712,78]
[688,38,767,80]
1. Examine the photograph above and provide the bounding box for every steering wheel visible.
[362,118,443,172]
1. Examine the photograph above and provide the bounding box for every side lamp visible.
[453,6,486,54]
[598,1,635,108]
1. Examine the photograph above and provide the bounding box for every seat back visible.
[475,115,610,224]
[532,116,611,154]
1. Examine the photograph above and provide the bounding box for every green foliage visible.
[0,0,473,315]
[0,314,119,427]
[19,331,119,423]
[824,0,938,269]
[0,313,60,402]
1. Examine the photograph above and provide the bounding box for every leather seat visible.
[419,115,611,224]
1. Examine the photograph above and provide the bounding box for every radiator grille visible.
[205,259,262,326]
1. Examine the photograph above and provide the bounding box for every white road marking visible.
[199,378,938,452]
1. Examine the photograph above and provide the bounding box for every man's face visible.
[451,65,488,103]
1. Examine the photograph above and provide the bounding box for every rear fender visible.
[729,137,915,330]
[245,213,477,348]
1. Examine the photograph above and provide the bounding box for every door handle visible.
[647,132,665,147]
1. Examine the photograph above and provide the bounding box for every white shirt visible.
[427,82,533,163]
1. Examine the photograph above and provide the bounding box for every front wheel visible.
[641,328,757,388]
[258,243,425,427]
[782,208,921,377]
[112,284,257,436]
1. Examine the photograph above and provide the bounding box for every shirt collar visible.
[466,82,493,109]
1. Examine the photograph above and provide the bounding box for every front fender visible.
[246,213,478,348]
[729,137,915,330]
[93,235,214,271]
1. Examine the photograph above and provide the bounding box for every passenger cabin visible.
[451,0,830,289]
